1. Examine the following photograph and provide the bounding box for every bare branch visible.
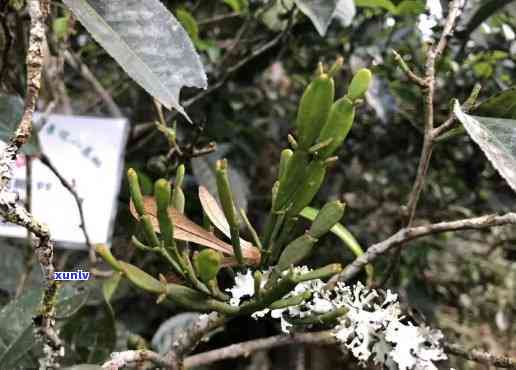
[101,331,516,370]
[405,0,462,226]
[101,350,172,370]
[63,50,123,117]
[444,342,516,369]
[39,153,95,264]
[162,312,226,369]
[184,331,335,368]
[391,49,427,88]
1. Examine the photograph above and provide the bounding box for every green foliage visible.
[474,87,516,119]
[223,0,248,12]
[454,101,516,193]
[62,0,207,119]
[96,61,368,324]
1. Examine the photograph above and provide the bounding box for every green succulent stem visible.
[238,270,298,315]
[181,250,211,295]
[127,168,145,217]
[239,208,263,251]
[215,159,244,265]
[208,279,229,301]
[253,270,263,299]
[172,164,186,212]
[131,235,156,252]
[288,306,348,326]
[294,263,342,282]
[96,244,123,271]
[269,290,312,310]
[141,215,160,248]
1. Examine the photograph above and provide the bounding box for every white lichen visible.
[226,267,446,370]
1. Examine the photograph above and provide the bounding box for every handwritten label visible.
[0,114,129,249]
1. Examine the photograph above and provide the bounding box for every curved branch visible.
[332,212,516,283]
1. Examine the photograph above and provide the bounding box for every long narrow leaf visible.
[198,186,254,250]
[454,101,516,193]
[63,0,207,120]
[129,197,261,264]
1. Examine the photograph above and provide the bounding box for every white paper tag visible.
[0,114,129,249]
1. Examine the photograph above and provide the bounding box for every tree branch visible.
[184,331,335,368]
[332,212,516,283]
[162,312,226,369]
[405,0,462,226]
[101,331,516,369]
[0,1,63,368]
[444,342,516,369]
[39,153,95,264]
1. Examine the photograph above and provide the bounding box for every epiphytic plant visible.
[97,61,448,370]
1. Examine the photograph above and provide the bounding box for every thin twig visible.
[197,11,241,25]
[383,1,463,286]
[444,342,516,369]
[332,212,516,284]
[391,49,427,88]
[64,50,123,117]
[182,22,293,109]
[39,153,95,265]
[405,0,462,226]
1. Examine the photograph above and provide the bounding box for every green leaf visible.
[223,0,248,12]
[294,0,338,36]
[474,87,516,119]
[56,282,93,319]
[53,15,70,41]
[454,101,516,194]
[62,0,207,121]
[0,324,36,369]
[300,206,374,280]
[176,8,199,42]
[119,261,163,294]
[102,271,122,316]
[395,0,425,15]
[0,94,41,155]
[354,0,396,13]
[61,306,116,364]
[0,288,42,364]
[0,281,97,368]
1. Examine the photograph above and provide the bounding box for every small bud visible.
[193,249,222,283]
[295,73,335,149]
[127,168,145,217]
[278,149,294,181]
[347,68,372,101]
[215,159,243,265]
[154,179,175,248]
[317,96,355,159]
